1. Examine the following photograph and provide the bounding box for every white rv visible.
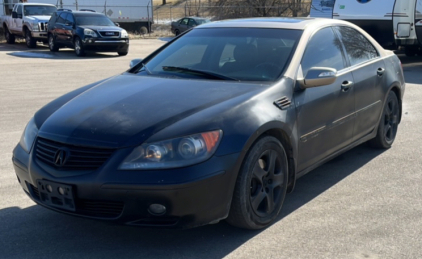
[1,0,153,32]
[310,0,422,56]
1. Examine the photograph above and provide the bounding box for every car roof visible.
[198,17,351,30]
[21,3,56,6]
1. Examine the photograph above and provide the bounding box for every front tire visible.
[74,37,85,57]
[226,136,288,230]
[5,27,15,44]
[25,29,36,48]
[175,29,180,36]
[48,34,59,52]
[369,91,400,149]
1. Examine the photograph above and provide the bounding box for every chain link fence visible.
[154,3,312,24]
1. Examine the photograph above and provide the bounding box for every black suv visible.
[47,9,129,56]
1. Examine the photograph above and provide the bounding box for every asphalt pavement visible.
[0,40,421,259]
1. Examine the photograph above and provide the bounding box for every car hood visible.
[26,16,50,22]
[37,74,265,148]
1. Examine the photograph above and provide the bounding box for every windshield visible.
[196,19,210,24]
[75,15,115,26]
[24,6,57,16]
[136,28,302,82]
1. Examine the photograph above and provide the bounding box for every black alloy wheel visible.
[227,136,288,229]
[74,37,86,57]
[25,29,36,48]
[370,91,400,148]
[48,34,59,52]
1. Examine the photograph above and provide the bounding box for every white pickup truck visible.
[2,3,56,48]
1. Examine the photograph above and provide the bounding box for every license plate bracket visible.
[36,180,76,211]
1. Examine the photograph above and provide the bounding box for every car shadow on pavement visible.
[0,42,122,59]
[0,144,385,258]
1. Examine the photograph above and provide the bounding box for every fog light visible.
[148,204,166,216]
[58,187,67,196]
[46,184,53,193]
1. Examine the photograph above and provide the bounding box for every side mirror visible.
[301,67,337,88]
[12,11,17,18]
[130,58,143,68]
[115,22,120,27]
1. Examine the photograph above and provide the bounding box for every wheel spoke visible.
[267,150,277,177]
[385,124,392,139]
[253,162,267,180]
[270,173,284,188]
[265,191,275,213]
[251,191,266,211]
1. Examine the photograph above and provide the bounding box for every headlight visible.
[84,29,98,37]
[119,130,222,170]
[19,117,38,153]
[121,29,128,38]
[32,21,39,31]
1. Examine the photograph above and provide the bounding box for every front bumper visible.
[82,37,129,52]
[31,31,48,39]
[12,143,240,228]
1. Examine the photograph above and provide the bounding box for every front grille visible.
[29,184,124,219]
[38,22,48,32]
[76,200,125,218]
[99,31,120,37]
[35,137,115,171]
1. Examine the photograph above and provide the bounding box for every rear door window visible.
[56,13,67,24]
[335,26,379,66]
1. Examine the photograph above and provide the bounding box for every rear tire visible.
[175,29,180,36]
[74,37,85,57]
[369,91,400,149]
[118,51,128,56]
[25,29,36,48]
[226,136,288,230]
[4,27,15,44]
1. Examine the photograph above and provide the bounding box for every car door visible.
[63,13,75,44]
[295,27,355,172]
[187,18,197,29]
[179,18,189,32]
[335,26,386,141]
[12,5,23,34]
[55,13,68,43]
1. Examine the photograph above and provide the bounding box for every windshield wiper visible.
[162,66,238,81]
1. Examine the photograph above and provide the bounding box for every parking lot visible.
[1,40,422,259]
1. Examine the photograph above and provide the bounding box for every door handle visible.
[341,81,353,92]
[377,67,385,76]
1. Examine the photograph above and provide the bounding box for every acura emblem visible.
[54,148,69,167]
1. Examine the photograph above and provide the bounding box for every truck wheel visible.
[4,28,15,44]
[74,37,86,57]
[25,29,36,48]
[48,34,59,52]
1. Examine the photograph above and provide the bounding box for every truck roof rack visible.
[79,9,96,12]
[57,8,72,12]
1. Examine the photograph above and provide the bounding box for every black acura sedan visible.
[13,18,405,229]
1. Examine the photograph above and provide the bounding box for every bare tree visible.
[207,0,309,20]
